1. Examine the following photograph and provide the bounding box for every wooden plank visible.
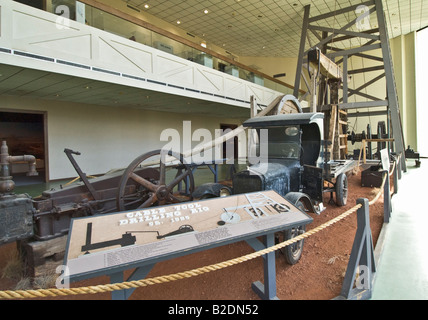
[19,236,68,278]
[328,105,337,161]
[308,49,350,82]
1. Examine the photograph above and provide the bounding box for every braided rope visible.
[0,174,389,300]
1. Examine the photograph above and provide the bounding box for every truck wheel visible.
[283,225,306,265]
[335,173,348,206]
[283,200,306,265]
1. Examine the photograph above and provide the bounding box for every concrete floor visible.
[372,159,428,300]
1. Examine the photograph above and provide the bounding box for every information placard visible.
[64,191,312,279]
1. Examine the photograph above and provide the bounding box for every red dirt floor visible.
[0,168,387,300]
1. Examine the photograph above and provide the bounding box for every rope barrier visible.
[0,169,391,300]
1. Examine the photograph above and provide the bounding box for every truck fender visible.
[284,192,318,214]
[192,183,232,199]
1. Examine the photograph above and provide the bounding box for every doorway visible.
[0,110,47,185]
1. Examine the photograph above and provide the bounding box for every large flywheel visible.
[117,149,194,211]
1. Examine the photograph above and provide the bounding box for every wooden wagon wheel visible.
[117,149,194,211]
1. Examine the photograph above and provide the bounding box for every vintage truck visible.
[191,112,356,264]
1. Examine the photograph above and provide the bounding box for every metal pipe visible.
[0,141,38,194]
[8,155,38,176]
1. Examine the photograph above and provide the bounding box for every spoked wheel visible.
[282,200,306,265]
[117,149,194,211]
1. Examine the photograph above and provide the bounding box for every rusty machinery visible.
[0,141,194,245]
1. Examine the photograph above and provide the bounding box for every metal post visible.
[337,198,376,300]
[293,5,310,98]
[342,55,349,104]
[397,154,402,180]
[110,264,155,300]
[375,0,407,172]
[393,159,399,194]
[383,170,392,223]
[110,272,126,300]
[250,233,279,300]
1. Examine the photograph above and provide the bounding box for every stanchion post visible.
[337,198,376,300]
[397,154,402,180]
[393,158,398,195]
[383,170,392,223]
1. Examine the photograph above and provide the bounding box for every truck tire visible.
[283,200,306,265]
[335,173,348,206]
[283,226,305,265]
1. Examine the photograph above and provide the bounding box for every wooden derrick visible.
[326,105,337,162]
[338,109,348,159]
[306,50,349,162]
[327,106,348,161]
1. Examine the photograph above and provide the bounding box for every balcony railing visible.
[44,0,297,96]
[1,0,304,107]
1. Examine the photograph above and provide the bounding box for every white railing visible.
[0,0,283,107]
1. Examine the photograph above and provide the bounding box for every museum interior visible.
[0,0,427,301]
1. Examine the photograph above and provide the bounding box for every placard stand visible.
[63,191,312,300]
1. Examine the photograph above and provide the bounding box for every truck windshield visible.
[255,126,301,160]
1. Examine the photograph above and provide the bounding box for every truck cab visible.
[192,112,329,216]
[232,112,325,213]
[228,112,327,265]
